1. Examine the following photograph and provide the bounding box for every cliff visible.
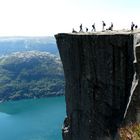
[124,39,140,123]
[55,31,140,140]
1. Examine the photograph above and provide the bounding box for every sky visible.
[0,0,139,36]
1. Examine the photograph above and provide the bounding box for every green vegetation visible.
[0,51,64,102]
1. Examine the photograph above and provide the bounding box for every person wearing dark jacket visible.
[131,22,135,31]
[79,24,83,32]
[92,23,96,32]
[102,21,106,31]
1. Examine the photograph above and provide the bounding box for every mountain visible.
[0,51,64,102]
[0,36,59,56]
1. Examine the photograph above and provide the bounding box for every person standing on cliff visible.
[92,23,96,32]
[135,25,138,29]
[110,22,113,31]
[131,22,135,31]
[72,28,77,33]
[102,21,106,31]
[79,24,83,32]
[107,22,113,31]
[86,27,88,32]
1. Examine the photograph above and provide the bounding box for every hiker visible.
[131,22,135,31]
[135,25,138,29]
[107,22,113,31]
[72,28,77,33]
[102,21,106,31]
[92,23,96,32]
[110,22,113,31]
[86,27,88,32]
[79,24,83,32]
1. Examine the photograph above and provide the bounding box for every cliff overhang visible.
[55,31,140,140]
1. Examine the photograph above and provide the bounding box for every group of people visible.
[72,21,138,33]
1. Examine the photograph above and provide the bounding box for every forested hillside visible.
[0,51,64,102]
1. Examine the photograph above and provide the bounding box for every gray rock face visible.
[55,32,140,140]
[124,35,140,124]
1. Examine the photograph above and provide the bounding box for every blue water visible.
[0,96,66,140]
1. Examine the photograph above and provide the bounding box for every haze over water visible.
[0,96,65,140]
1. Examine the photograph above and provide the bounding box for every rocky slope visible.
[0,51,64,102]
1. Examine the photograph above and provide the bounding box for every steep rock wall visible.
[124,34,140,123]
[55,33,140,140]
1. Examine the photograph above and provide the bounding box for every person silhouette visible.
[72,28,77,33]
[92,23,96,32]
[102,21,106,31]
[107,22,113,31]
[86,27,88,32]
[79,24,83,32]
[135,25,138,29]
[110,22,113,31]
[131,22,135,31]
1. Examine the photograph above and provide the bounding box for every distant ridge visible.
[0,36,58,56]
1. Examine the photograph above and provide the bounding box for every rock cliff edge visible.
[55,32,140,140]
